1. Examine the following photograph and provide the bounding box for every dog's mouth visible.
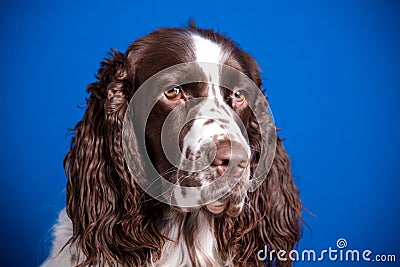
[170,199,243,217]
[158,153,251,217]
[205,201,226,215]
[170,201,226,213]
[163,168,250,217]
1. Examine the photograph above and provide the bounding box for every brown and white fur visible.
[41,22,302,267]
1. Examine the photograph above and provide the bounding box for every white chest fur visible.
[152,211,224,267]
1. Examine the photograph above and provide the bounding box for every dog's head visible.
[65,22,302,267]
[122,24,277,217]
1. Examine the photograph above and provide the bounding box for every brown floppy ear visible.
[64,49,163,267]
[251,136,302,267]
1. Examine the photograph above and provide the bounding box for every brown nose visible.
[212,141,249,176]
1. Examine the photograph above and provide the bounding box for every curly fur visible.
[47,23,302,267]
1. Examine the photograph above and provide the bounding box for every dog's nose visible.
[212,141,249,176]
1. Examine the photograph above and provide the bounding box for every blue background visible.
[1,0,399,266]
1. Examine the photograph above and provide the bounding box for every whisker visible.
[159,166,177,176]
[178,173,193,184]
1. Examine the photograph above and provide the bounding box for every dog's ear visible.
[248,95,302,267]
[64,50,163,267]
[251,136,302,267]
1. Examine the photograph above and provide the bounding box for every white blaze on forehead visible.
[191,35,224,102]
[191,35,221,63]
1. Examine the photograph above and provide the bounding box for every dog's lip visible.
[206,201,226,214]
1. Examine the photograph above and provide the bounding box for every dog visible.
[41,22,302,267]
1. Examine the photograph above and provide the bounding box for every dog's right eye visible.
[164,86,182,100]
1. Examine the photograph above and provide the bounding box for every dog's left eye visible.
[233,90,245,104]
[164,86,182,100]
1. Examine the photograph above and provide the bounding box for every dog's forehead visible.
[190,34,229,103]
[142,34,235,100]
[191,34,223,84]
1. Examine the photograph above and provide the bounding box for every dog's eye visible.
[164,86,182,100]
[233,90,245,104]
